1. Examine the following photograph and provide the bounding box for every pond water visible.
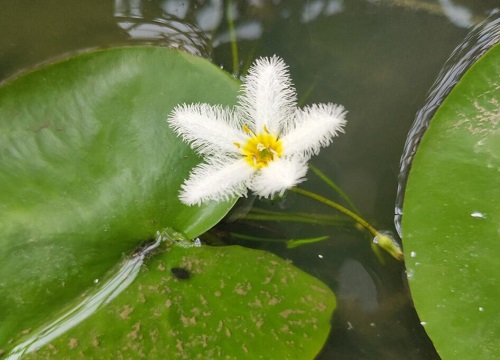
[1,0,499,358]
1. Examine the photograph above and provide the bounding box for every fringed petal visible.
[250,157,308,198]
[179,158,254,206]
[168,103,246,157]
[236,56,297,135]
[281,103,347,159]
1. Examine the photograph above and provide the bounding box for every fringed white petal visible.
[281,103,347,159]
[250,157,308,198]
[167,103,246,157]
[179,158,254,206]
[236,56,297,134]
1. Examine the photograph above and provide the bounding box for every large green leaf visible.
[8,244,336,359]
[402,43,500,358]
[0,47,239,346]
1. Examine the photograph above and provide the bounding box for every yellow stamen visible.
[242,125,253,135]
[237,125,283,169]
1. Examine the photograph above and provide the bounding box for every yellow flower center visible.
[235,125,283,169]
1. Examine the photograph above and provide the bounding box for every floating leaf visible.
[0,47,239,345]
[402,43,500,358]
[11,244,336,359]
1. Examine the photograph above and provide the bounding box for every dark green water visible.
[1,1,498,358]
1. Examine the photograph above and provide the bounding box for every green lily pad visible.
[9,244,336,359]
[0,47,239,345]
[402,43,500,358]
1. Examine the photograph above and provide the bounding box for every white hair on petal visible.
[281,103,347,159]
[250,158,308,198]
[236,56,297,134]
[179,158,253,206]
[167,103,246,157]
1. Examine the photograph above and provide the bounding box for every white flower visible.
[168,55,347,206]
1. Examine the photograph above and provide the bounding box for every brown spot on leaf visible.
[120,305,134,319]
[280,309,293,319]
[68,338,78,349]
[148,285,160,293]
[310,284,328,294]
[248,297,263,308]
[176,339,184,353]
[91,336,100,348]
[216,320,224,332]
[200,334,209,347]
[315,302,327,312]
[281,324,291,333]
[452,99,500,135]
[150,328,159,343]
[252,316,264,328]
[181,314,196,327]
[234,282,251,295]
[191,307,201,316]
[268,297,281,305]
[280,309,305,318]
[47,343,58,354]
[266,267,276,276]
[128,322,141,340]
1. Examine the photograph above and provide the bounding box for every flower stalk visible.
[291,187,378,236]
[291,186,403,260]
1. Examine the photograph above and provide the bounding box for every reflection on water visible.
[213,19,263,47]
[0,0,492,81]
[338,259,379,312]
[300,0,345,23]
[395,11,500,236]
[114,0,211,57]
[438,0,473,28]
[381,0,491,26]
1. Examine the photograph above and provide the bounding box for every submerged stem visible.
[291,187,403,261]
[309,164,361,213]
[243,209,353,226]
[230,232,329,249]
[291,187,378,236]
[226,0,239,75]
